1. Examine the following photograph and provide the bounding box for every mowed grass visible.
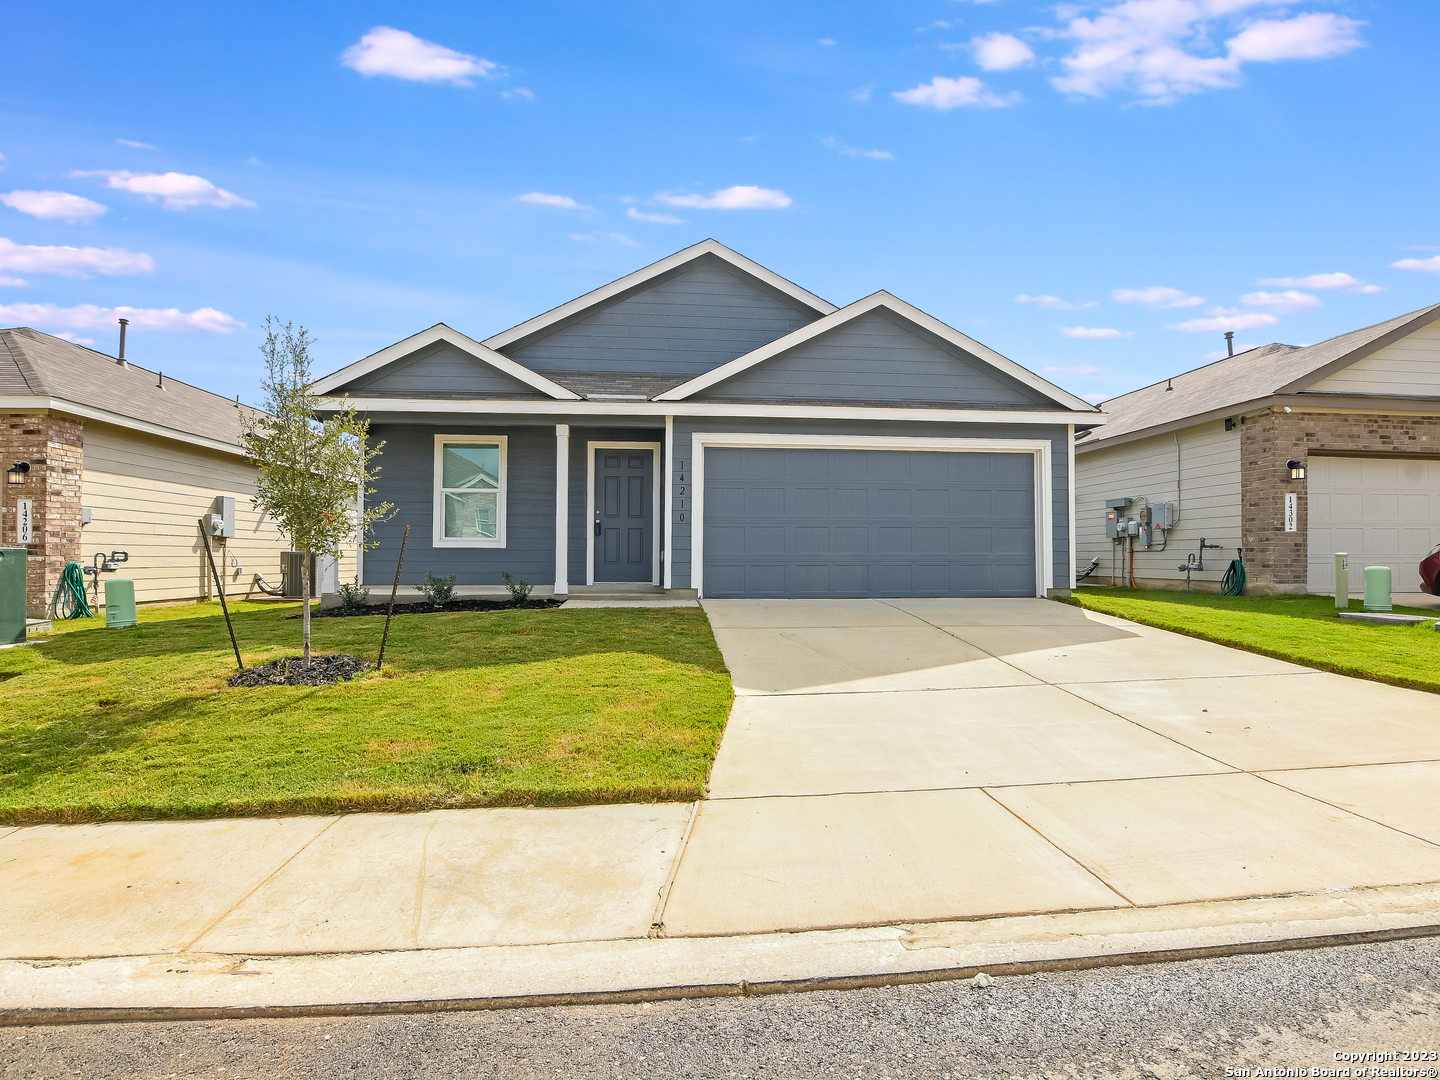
[1069,588,1440,694]
[0,600,733,824]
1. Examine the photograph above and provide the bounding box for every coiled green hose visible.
[1221,557,1246,597]
[49,561,94,620]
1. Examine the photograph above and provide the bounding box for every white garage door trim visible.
[689,432,1054,599]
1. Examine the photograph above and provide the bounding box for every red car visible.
[1423,543,1440,595]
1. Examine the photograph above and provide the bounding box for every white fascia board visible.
[0,395,247,457]
[311,323,580,400]
[480,239,837,352]
[655,291,1099,414]
[320,395,1104,426]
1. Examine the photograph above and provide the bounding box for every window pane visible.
[442,444,500,490]
[445,491,498,538]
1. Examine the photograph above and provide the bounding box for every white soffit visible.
[311,323,580,400]
[655,291,1099,413]
[480,239,838,352]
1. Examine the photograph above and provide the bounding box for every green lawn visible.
[1069,588,1440,694]
[0,601,733,824]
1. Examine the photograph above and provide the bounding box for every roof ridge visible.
[0,328,43,394]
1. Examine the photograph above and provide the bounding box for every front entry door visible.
[594,449,654,582]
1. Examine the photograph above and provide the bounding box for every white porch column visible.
[554,424,570,595]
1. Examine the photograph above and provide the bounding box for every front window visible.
[434,436,506,546]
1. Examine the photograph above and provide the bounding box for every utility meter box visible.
[0,547,26,645]
[1105,509,1121,538]
[209,496,235,538]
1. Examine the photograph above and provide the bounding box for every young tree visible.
[240,317,393,667]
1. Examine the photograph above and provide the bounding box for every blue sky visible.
[1,0,1436,404]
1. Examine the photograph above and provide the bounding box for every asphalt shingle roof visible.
[0,326,253,447]
[1079,303,1440,448]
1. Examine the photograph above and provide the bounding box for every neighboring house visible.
[313,240,1102,600]
[0,327,330,615]
[1074,303,1440,594]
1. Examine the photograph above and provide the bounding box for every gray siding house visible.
[314,241,1102,599]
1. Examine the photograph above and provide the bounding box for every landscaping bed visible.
[302,597,565,619]
[1068,588,1440,694]
[229,653,371,686]
[0,600,732,824]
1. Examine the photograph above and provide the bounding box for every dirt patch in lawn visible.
[229,654,372,687]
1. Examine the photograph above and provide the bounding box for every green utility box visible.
[104,578,138,629]
[0,547,25,645]
[1363,566,1393,613]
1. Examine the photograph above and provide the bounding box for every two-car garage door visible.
[701,447,1038,598]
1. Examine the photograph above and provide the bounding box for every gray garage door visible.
[702,447,1036,598]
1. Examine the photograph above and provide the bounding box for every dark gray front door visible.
[594,449,654,582]
[702,447,1036,598]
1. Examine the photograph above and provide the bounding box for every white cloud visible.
[893,75,1015,110]
[1016,293,1098,311]
[1259,272,1382,293]
[0,302,243,333]
[1083,393,1108,403]
[1051,4,1364,103]
[1044,363,1103,375]
[817,38,838,46]
[0,238,155,278]
[849,85,874,103]
[1240,289,1320,313]
[0,275,26,287]
[1203,343,1258,359]
[1171,312,1279,332]
[1112,285,1204,308]
[570,233,639,247]
[116,139,155,149]
[820,135,894,160]
[77,171,254,210]
[55,332,97,345]
[1391,256,1440,274]
[656,186,792,210]
[0,190,107,223]
[627,207,685,224]
[501,87,534,102]
[517,191,587,210]
[973,33,1035,71]
[1061,325,1134,339]
[341,26,503,86]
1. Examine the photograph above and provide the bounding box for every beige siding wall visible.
[1309,323,1440,396]
[1074,420,1241,587]
[80,421,352,605]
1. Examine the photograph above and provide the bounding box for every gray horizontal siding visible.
[698,309,1055,408]
[501,256,820,377]
[343,342,546,398]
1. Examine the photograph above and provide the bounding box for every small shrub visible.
[501,571,533,603]
[337,579,370,609]
[417,570,457,607]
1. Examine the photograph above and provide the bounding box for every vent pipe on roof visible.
[117,318,129,367]
[1165,378,1173,391]
[1224,330,1234,357]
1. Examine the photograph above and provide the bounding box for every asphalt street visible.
[5,937,1438,1079]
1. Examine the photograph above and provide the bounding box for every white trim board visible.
[585,442,663,587]
[482,240,836,352]
[312,324,580,400]
[319,396,1103,427]
[655,291,1099,414]
[688,432,1055,600]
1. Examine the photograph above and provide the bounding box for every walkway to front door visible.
[592,447,655,583]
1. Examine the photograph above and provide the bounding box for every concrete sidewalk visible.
[3,598,1439,1020]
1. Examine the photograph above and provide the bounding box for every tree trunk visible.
[302,548,312,668]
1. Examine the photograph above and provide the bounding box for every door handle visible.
[594,511,602,537]
[595,521,602,536]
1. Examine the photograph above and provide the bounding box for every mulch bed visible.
[299,598,565,619]
[229,654,372,687]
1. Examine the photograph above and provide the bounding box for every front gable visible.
[495,253,825,379]
[1304,320,1440,397]
[342,340,547,399]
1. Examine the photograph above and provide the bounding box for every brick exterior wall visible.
[1240,409,1440,591]
[1,411,84,616]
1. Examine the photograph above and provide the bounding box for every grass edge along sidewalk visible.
[0,600,733,825]
[1066,588,1440,696]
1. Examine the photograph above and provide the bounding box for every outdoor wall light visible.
[1285,459,1306,480]
[5,461,29,486]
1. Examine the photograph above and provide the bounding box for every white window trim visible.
[433,434,508,548]
[688,432,1054,599]
[586,442,663,586]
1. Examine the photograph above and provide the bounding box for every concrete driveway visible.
[662,598,1440,936]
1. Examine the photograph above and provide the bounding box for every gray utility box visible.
[1151,501,1176,530]
[281,551,319,599]
[0,547,26,645]
[208,495,235,538]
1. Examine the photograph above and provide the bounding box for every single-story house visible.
[1074,303,1440,594]
[314,240,1102,600]
[0,326,337,615]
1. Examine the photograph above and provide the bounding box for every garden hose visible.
[49,561,94,620]
[1221,553,1246,597]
